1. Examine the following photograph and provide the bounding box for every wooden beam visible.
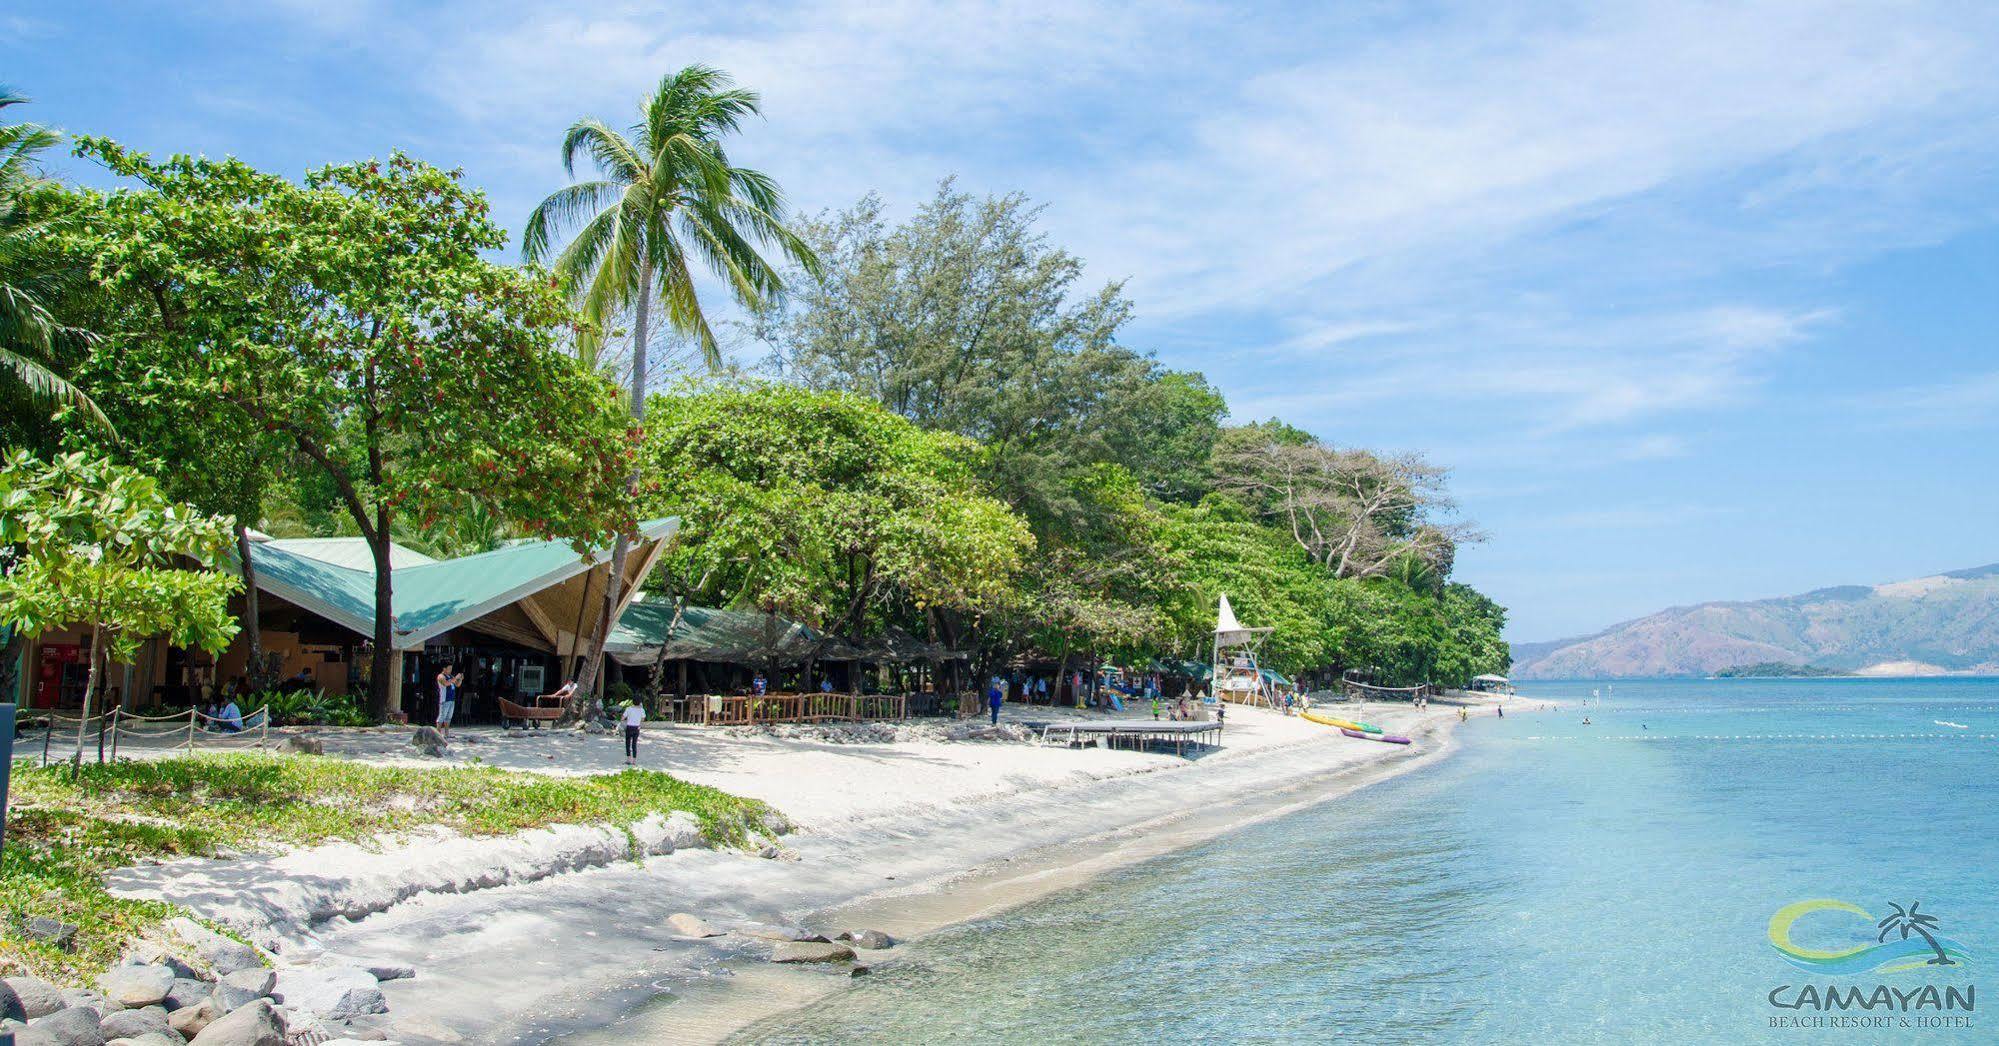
[518,593,562,650]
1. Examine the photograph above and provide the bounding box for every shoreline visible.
[609,709,1473,1045]
[109,696,1531,1044]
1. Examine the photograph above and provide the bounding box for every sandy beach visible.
[108,696,1528,1044]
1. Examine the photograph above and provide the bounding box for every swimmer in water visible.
[1582,717,1592,725]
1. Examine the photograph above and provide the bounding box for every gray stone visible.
[849,965,872,978]
[769,941,856,964]
[665,913,724,938]
[98,967,175,1008]
[98,1007,171,1041]
[0,981,25,1023]
[108,1035,182,1046]
[361,965,412,983]
[165,919,261,978]
[319,988,386,1022]
[270,967,378,1018]
[25,1005,107,1046]
[161,980,209,1012]
[186,998,284,1046]
[167,1000,220,1040]
[741,923,828,944]
[60,991,118,1015]
[408,727,446,757]
[279,735,323,755]
[23,917,80,953]
[838,929,895,950]
[5,977,66,1018]
[209,969,273,1011]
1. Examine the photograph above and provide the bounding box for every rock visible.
[665,914,724,939]
[740,924,828,944]
[835,929,895,950]
[279,735,323,755]
[98,967,176,1008]
[26,1005,108,1046]
[98,1007,172,1041]
[167,1001,220,1040]
[209,969,273,1013]
[23,917,80,953]
[270,968,380,1019]
[0,981,24,1023]
[769,942,856,964]
[361,965,412,983]
[109,1035,182,1046]
[61,991,118,1015]
[118,947,199,982]
[407,726,447,756]
[165,920,262,977]
[5,977,66,1018]
[849,965,871,978]
[186,998,284,1046]
[161,981,209,1012]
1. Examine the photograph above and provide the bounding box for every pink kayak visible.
[1340,727,1412,745]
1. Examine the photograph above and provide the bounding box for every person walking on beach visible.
[1216,703,1226,730]
[621,700,644,764]
[987,679,1004,725]
[1151,695,1162,720]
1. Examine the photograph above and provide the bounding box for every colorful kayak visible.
[1301,709,1382,734]
[1340,727,1413,745]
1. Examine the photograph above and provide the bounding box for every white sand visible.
[120,697,1535,1043]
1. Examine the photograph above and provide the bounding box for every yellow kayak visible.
[1302,708,1383,734]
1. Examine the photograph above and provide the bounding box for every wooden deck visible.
[1037,719,1223,756]
[687,692,911,726]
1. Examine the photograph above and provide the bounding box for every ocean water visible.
[737,679,1999,1044]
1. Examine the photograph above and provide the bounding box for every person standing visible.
[987,678,1004,725]
[435,663,463,738]
[621,700,644,765]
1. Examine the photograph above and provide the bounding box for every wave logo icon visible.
[1769,900,1971,975]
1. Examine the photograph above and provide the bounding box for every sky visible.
[8,1,1998,641]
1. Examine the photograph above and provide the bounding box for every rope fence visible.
[19,705,271,766]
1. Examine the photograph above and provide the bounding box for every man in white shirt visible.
[621,701,644,764]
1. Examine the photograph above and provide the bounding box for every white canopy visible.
[1213,594,1273,647]
[1472,673,1510,684]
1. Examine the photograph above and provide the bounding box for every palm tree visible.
[0,86,110,435]
[1877,901,1954,965]
[524,65,818,704]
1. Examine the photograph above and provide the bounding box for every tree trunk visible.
[70,623,102,776]
[366,520,396,722]
[235,523,264,691]
[572,256,654,711]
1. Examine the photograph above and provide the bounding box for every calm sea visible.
[737,678,1999,1044]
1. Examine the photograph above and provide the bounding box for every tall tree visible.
[523,64,819,703]
[0,86,109,435]
[69,141,639,720]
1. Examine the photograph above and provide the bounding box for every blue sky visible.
[9,1,1998,641]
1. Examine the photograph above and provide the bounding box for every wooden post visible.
[185,708,196,753]
[386,647,405,723]
[108,709,120,763]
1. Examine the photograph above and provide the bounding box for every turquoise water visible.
[739,679,1999,1043]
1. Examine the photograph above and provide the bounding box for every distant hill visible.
[1512,564,1999,679]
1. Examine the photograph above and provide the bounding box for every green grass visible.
[1,753,781,984]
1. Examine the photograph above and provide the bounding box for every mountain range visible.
[1510,564,1999,679]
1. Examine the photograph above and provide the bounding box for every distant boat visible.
[1936,720,1968,729]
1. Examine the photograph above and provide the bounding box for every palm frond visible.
[559,118,646,183]
[522,179,626,263]
[0,345,116,436]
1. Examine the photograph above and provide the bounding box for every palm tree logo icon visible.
[1877,902,1955,966]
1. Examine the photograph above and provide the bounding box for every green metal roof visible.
[607,599,861,666]
[248,518,678,650]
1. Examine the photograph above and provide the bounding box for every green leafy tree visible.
[641,381,1030,646]
[0,87,109,435]
[0,452,239,771]
[68,141,639,720]
[524,64,820,700]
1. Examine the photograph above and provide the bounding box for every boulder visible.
[849,965,872,978]
[23,917,80,953]
[0,981,24,1023]
[165,920,262,978]
[98,1007,172,1041]
[769,942,856,964]
[108,1034,183,1046]
[209,969,273,1013]
[279,735,323,755]
[838,929,895,950]
[186,998,284,1046]
[362,965,413,983]
[118,947,199,983]
[25,1005,108,1046]
[167,1001,220,1040]
[270,967,380,1019]
[98,967,175,1009]
[407,727,446,757]
[5,977,66,1018]
[61,991,118,1015]
[665,914,724,939]
[740,923,828,944]
[161,981,209,1013]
